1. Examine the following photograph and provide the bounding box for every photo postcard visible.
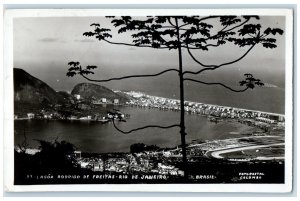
[3,8,294,192]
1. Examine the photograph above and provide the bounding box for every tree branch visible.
[204,43,220,48]
[247,33,256,38]
[102,39,170,49]
[184,78,249,92]
[183,44,256,75]
[160,26,177,29]
[127,21,174,49]
[224,18,250,32]
[167,17,176,27]
[178,23,190,28]
[112,120,180,134]
[198,16,221,22]
[206,18,251,40]
[180,45,209,49]
[78,68,179,82]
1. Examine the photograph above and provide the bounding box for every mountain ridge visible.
[14,68,65,105]
[14,68,129,115]
[71,82,129,103]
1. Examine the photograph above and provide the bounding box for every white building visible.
[278,115,285,122]
[113,99,119,104]
[74,94,81,100]
[162,151,172,157]
[79,116,92,120]
[101,98,107,103]
[256,117,275,124]
[44,114,53,119]
[74,151,81,159]
[27,113,35,119]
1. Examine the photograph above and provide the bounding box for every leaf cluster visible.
[66,61,98,77]
[227,24,283,48]
[83,23,112,40]
[82,15,282,51]
[239,73,264,89]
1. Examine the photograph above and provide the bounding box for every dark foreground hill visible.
[14,68,67,112]
[71,83,129,103]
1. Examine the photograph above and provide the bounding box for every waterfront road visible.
[207,143,284,160]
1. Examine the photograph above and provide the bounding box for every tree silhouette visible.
[66,16,283,180]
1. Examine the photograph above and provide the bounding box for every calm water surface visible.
[14,106,254,153]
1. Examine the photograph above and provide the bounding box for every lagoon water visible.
[14,106,255,153]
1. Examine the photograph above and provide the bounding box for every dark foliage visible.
[34,140,78,170]
[67,62,97,77]
[14,140,83,184]
[239,73,264,89]
[130,143,160,154]
[79,16,282,51]
[16,140,78,173]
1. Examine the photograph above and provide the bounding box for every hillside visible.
[71,83,129,103]
[14,68,67,115]
[13,68,129,116]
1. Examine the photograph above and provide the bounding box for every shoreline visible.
[16,133,284,161]
[14,91,285,123]
[122,91,285,116]
[14,91,285,161]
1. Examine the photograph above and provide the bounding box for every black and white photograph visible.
[3,9,293,192]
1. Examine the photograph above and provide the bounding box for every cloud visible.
[128,47,136,51]
[38,37,60,42]
[74,39,95,43]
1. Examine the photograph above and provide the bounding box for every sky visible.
[13,16,286,93]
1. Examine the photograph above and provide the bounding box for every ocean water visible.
[14,106,256,153]
[99,72,285,114]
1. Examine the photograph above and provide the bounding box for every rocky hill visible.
[71,83,129,103]
[13,68,129,115]
[14,68,66,105]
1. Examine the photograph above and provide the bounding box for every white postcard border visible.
[3,8,294,192]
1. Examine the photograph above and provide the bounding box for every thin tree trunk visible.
[175,17,188,181]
